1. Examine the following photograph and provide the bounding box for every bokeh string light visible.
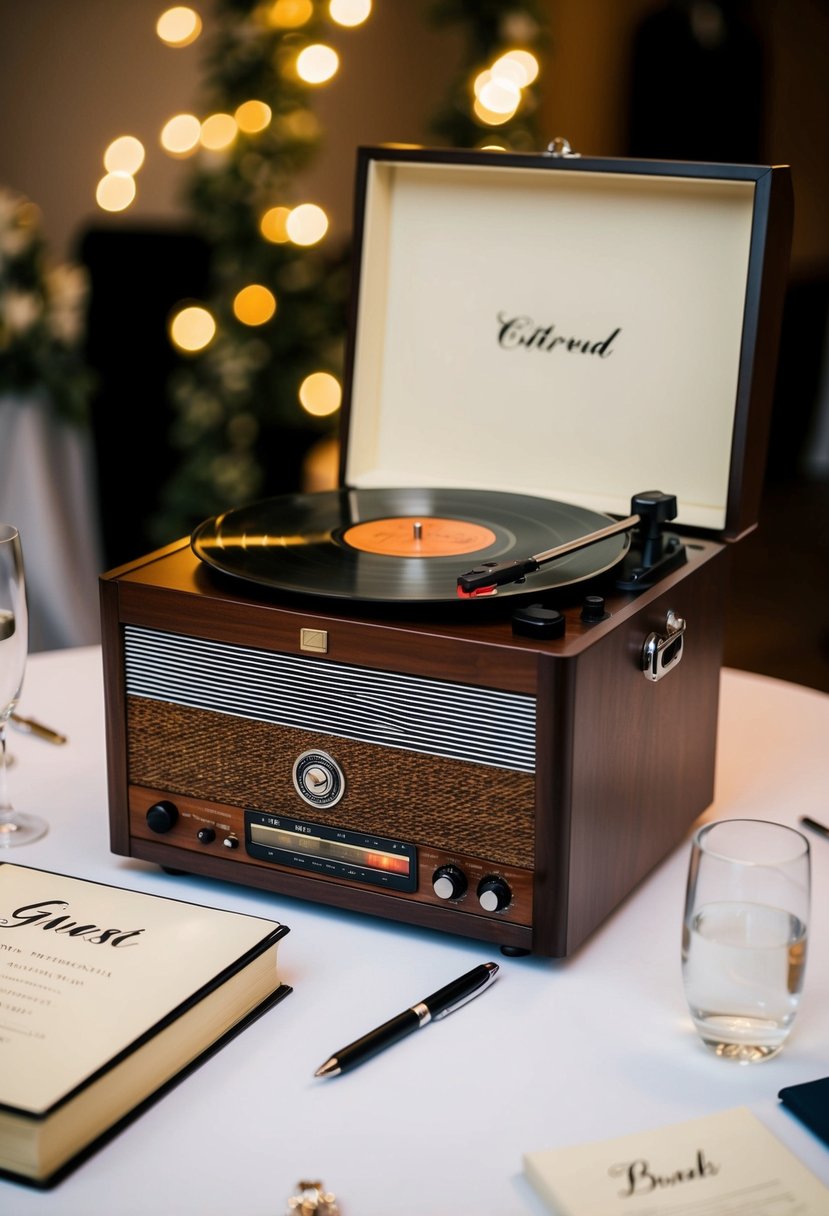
[299,370,342,416]
[295,43,340,84]
[285,203,329,246]
[99,2,348,384]
[199,112,238,151]
[169,304,216,353]
[95,172,137,213]
[104,135,146,175]
[138,0,373,542]
[232,284,278,326]
[96,135,146,212]
[156,6,203,47]
[473,49,539,126]
[160,113,202,157]
[96,6,204,213]
[427,3,547,152]
[267,0,314,28]
[329,0,372,27]
[235,100,272,134]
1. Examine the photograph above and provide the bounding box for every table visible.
[3,648,828,1215]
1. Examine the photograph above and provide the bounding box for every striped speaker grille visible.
[123,626,537,772]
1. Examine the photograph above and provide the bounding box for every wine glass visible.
[0,524,48,846]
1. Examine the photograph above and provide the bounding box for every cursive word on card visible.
[496,312,621,357]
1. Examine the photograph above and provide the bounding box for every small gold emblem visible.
[300,628,328,654]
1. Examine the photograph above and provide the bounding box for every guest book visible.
[0,861,291,1187]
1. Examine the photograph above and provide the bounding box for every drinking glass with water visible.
[682,819,810,1062]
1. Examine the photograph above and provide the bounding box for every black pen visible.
[800,816,829,841]
[314,961,500,1078]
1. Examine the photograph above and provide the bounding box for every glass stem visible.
[0,721,11,814]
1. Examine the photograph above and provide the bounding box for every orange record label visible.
[343,516,497,558]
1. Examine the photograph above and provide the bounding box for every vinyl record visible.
[191,488,630,604]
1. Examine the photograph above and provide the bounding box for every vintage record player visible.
[100,145,792,957]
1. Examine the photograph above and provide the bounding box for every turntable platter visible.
[190,487,630,604]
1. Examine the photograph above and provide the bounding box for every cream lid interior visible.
[345,157,758,532]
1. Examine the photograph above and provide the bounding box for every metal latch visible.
[642,609,686,682]
[544,136,581,158]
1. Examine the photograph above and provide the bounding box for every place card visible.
[523,1106,828,1215]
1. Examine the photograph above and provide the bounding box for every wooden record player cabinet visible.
[100,146,792,957]
[101,529,728,958]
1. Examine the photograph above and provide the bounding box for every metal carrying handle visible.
[642,609,686,682]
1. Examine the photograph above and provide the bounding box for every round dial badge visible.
[292,750,346,808]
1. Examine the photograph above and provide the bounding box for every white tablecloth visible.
[1,650,828,1214]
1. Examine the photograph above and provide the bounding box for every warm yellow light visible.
[299,372,341,417]
[169,305,216,353]
[200,113,238,150]
[494,49,539,87]
[478,76,521,115]
[156,6,202,47]
[473,96,516,126]
[266,0,313,28]
[104,135,145,175]
[233,284,277,326]
[235,100,272,134]
[161,113,201,155]
[286,203,328,246]
[260,205,291,243]
[95,172,136,212]
[329,0,372,27]
[473,69,492,98]
[296,44,339,84]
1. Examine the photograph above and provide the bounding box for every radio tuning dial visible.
[146,800,178,834]
[477,875,512,912]
[432,864,467,901]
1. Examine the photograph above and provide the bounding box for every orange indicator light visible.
[366,852,410,875]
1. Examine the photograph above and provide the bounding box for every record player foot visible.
[500,944,531,957]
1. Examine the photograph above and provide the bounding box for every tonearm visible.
[456,491,686,598]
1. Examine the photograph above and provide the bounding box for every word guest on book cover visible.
[0,862,290,1187]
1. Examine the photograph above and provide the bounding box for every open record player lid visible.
[340,146,792,540]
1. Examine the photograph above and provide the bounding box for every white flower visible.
[46,262,88,343]
[2,288,41,334]
[0,226,33,259]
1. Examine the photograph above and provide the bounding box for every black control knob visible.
[146,801,178,834]
[511,603,565,639]
[197,827,216,844]
[432,864,468,901]
[477,875,512,912]
[223,835,239,850]
[581,594,609,623]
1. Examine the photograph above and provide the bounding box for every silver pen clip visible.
[432,962,499,1021]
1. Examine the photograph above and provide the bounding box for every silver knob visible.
[432,865,467,901]
[477,876,511,912]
